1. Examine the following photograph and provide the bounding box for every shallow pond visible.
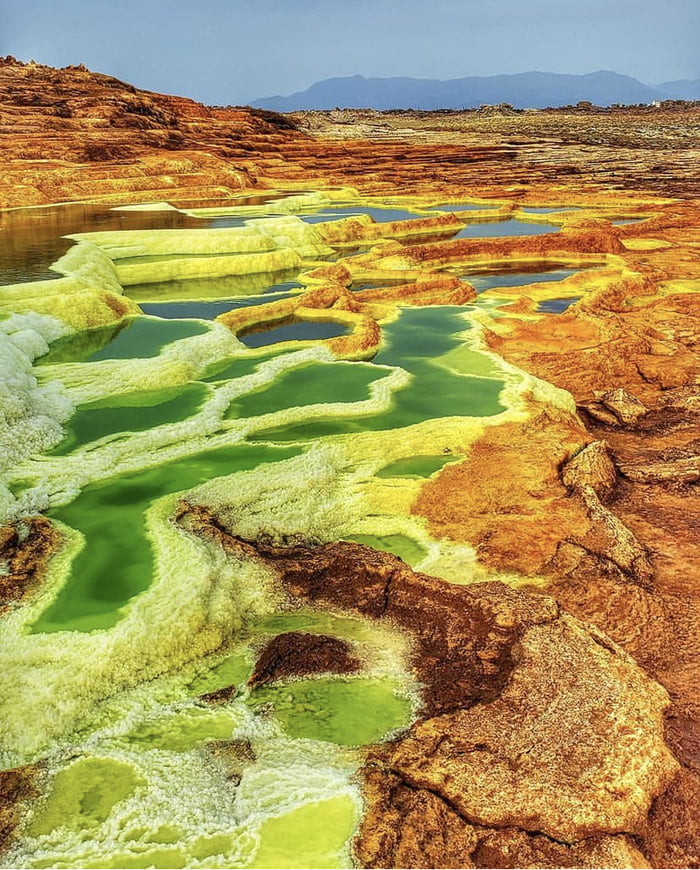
[0,192,585,870]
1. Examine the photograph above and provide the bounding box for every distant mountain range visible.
[252,71,700,112]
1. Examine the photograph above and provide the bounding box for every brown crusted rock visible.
[356,769,651,869]
[0,517,60,609]
[355,768,479,869]
[248,631,361,687]
[252,539,558,715]
[598,388,649,426]
[641,769,700,869]
[561,440,618,500]
[0,765,41,853]
[206,739,256,784]
[617,453,700,485]
[376,615,678,843]
[179,517,683,866]
[198,684,238,705]
[575,485,655,588]
[472,829,651,869]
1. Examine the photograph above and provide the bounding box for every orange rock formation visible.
[1,57,698,869]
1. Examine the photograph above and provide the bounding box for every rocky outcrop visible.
[0,517,60,610]
[179,513,678,868]
[0,765,41,854]
[248,631,361,687]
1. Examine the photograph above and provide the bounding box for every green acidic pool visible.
[228,360,384,419]
[87,317,210,361]
[39,316,210,365]
[29,756,144,836]
[247,677,412,746]
[124,708,241,752]
[33,443,301,633]
[249,796,358,869]
[376,454,462,479]
[188,650,253,697]
[345,534,427,567]
[250,307,505,441]
[49,383,210,455]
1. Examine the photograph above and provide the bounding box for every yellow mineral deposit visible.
[0,58,697,870]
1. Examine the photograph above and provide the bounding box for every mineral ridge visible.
[0,57,698,869]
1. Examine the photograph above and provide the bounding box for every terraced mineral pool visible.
[33,443,302,632]
[0,192,575,870]
[344,534,427,567]
[537,296,581,313]
[456,217,560,238]
[37,316,210,364]
[301,205,426,222]
[247,677,411,745]
[228,361,385,418]
[464,267,578,293]
[376,454,461,478]
[238,318,350,348]
[520,206,577,214]
[251,306,506,441]
[48,383,211,456]
[139,283,302,319]
[0,202,208,285]
[125,271,302,304]
[428,202,500,211]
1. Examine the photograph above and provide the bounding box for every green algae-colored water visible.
[464,267,578,293]
[249,797,358,870]
[29,757,145,837]
[139,283,301,320]
[37,316,210,365]
[88,317,210,361]
[228,361,384,418]
[49,383,211,456]
[125,708,243,752]
[250,306,506,441]
[238,318,349,348]
[377,453,461,478]
[34,443,301,632]
[345,533,427,566]
[248,677,411,746]
[0,194,566,870]
[456,217,560,238]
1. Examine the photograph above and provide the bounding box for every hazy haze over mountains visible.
[252,71,700,112]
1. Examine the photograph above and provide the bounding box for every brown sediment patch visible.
[485,279,699,404]
[248,631,361,687]
[355,769,652,869]
[205,739,257,785]
[0,764,42,854]
[360,220,626,272]
[176,505,678,866]
[0,517,61,610]
[198,685,239,706]
[411,406,652,587]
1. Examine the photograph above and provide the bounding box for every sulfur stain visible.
[28,757,144,836]
[248,795,358,869]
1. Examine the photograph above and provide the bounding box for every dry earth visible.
[0,57,698,868]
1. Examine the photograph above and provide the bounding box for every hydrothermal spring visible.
[0,190,601,868]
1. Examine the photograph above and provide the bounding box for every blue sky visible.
[2,0,698,104]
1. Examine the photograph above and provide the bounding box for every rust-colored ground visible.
[1,57,698,868]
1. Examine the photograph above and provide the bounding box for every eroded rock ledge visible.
[179,505,679,868]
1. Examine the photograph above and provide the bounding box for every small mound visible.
[249,631,362,687]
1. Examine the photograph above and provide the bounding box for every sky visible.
[2,0,698,105]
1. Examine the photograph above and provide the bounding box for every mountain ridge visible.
[252,70,699,111]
